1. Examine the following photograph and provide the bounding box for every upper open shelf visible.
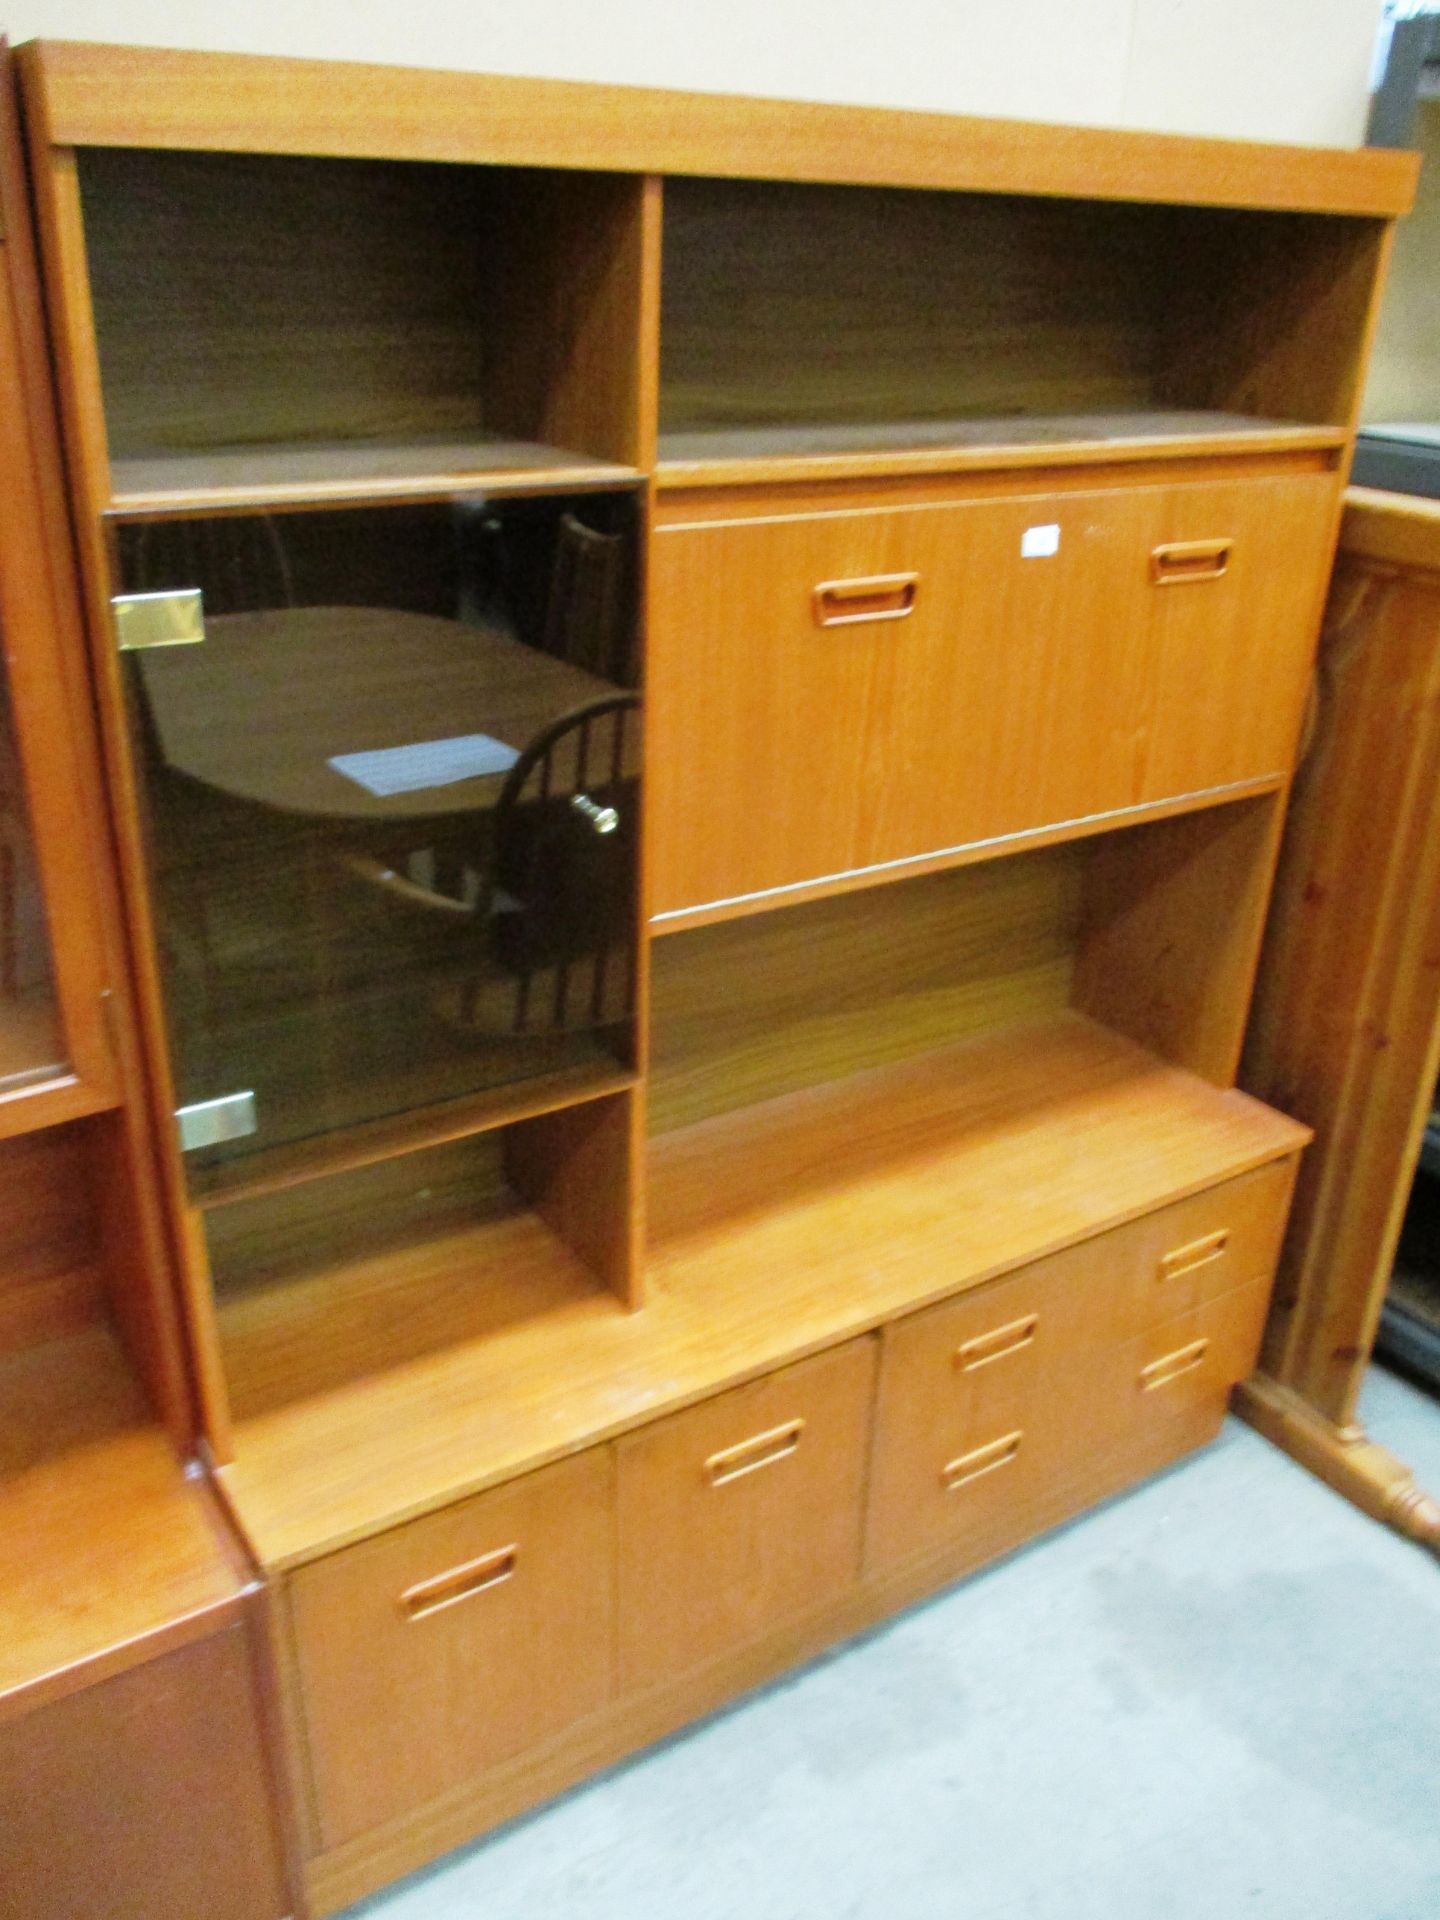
[75,147,650,514]
[658,176,1381,478]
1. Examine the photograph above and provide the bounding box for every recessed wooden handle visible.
[1158,1229,1228,1282]
[1139,1339,1209,1392]
[399,1544,518,1621]
[813,572,918,627]
[955,1313,1039,1372]
[706,1418,805,1487]
[1151,539,1232,585]
[941,1429,1022,1492]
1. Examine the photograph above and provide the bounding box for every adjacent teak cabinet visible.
[10,39,1417,1915]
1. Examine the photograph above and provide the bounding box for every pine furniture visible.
[4,38,1420,1914]
[1240,486,1440,1554]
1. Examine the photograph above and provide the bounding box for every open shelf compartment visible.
[75,148,652,512]
[657,176,1377,484]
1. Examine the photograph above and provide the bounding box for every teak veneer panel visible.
[214,1013,1305,1571]
[0,1327,244,1717]
[20,41,1418,217]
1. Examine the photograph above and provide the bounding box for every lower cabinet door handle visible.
[706,1418,805,1487]
[942,1429,1023,1492]
[399,1544,518,1621]
[1139,1339,1209,1392]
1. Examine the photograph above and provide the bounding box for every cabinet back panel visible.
[78,148,498,453]
[660,179,1168,431]
[648,846,1082,1134]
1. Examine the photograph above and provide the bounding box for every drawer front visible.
[1097,1276,1274,1482]
[649,489,1152,916]
[866,1239,1112,1573]
[289,1449,614,1849]
[1137,472,1335,802]
[616,1339,876,1691]
[1107,1157,1296,1340]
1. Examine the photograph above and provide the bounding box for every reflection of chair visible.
[491,693,640,1031]
[338,693,640,1036]
[131,512,294,614]
[542,513,628,681]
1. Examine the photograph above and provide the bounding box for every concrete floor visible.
[346,1366,1440,1920]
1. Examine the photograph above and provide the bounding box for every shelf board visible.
[0,1327,243,1719]
[216,1011,1306,1571]
[107,433,643,517]
[654,411,1346,491]
[192,1060,638,1210]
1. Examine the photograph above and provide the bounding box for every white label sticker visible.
[1021,523,1061,558]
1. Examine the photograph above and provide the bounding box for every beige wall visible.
[1364,100,1440,422]
[2,0,1385,145]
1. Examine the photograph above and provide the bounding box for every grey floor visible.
[346,1366,1440,1920]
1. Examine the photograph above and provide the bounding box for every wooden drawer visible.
[1106,1157,1297,1339]
[1096,1276,1274,1482]
[616,1339,876,1691]
[866,1238,1111,1574]
[648,473,1334,918]
[288,1449,613,1850]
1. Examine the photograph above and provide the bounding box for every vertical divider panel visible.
[485,170,661,469]
[505,1086,644,1308]
[1071,790,1286,1088]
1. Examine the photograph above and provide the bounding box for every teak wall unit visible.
[9,39,1419,1914]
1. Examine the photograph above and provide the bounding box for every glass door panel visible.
[113,492,641,1190]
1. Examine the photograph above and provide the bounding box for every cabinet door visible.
[1136,472,1335,802]
[616,1340,875,1690]
[649,489,1151,917]
[0,1623,288,1920]
[289,1448,614,1849]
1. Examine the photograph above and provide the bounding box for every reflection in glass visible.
[0,654,64,1091]
[116,494,641,1190]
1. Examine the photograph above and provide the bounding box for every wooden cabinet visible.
[617,1342,876,1690]
[290,1449,614,1848]
[6,35,1415,1916]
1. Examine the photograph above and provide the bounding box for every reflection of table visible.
[135,605,618,822]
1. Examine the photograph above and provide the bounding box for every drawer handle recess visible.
[942,1429,1023,1492]
[1139,1339,1209,1393]
[1151,539,1232,585]
[955,1313,1039,1371]
[399,1544,518,1621]
[813,572,918,627]
[706,1418,805,1487]
[1158,1229,1228,1283]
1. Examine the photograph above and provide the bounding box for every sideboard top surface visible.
[17,39,1419,220]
